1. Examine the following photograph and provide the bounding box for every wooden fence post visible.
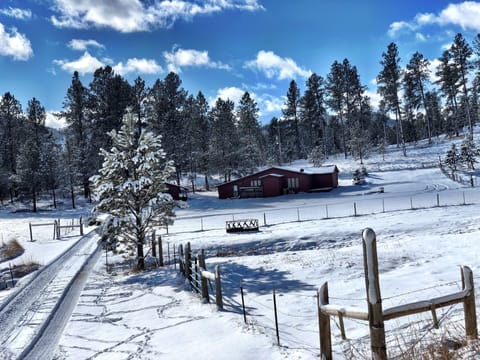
[273,288,280,346]
[178,244,184,275]
[185,242,191,282]
[199,251,209,301]
[215,265,223,310]
[318,282,332,360]
[362,228,387,360]
[79,216,84,235]
[151,231,156,258]
[158,235,164,266]
[29,223,33,242]
[462,266,478,339]
[173,245,176,270]
[241,280,247,323]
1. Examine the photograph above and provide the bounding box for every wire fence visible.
[169,187,480,234]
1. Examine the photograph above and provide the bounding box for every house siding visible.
[217,166,339,199]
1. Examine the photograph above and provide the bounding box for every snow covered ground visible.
[3,135,480,359]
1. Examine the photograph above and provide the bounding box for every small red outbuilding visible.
[217,165,339,199]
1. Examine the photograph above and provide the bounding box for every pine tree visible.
[282,80,302,160]
[404,52,432,143]
[91,111,176,271]
[326,61,347,157]
[450,33,474,137]
[237,92,263,176]
[265,117,283,165]
[88,66,131,172]
[0,92,23,176]
[16,98,47,211]
[62,71,91,199]
[301,73,327,157]
[0,92,24,202]
[445,143,460,173]
[435,50,461,136]
[209,98,238,182]
[460,137,479,170]
[377,43,406,156]
[146,73,187,184]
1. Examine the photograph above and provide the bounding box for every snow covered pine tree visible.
[91,111,176,271]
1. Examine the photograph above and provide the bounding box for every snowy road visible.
[0,230,100,359]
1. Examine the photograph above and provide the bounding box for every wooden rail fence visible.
[29,217,84,241]
[318,228,477,360]
[178,242,223,310]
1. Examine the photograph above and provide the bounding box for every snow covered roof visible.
[271,165,339,175]
[258,173,284,179]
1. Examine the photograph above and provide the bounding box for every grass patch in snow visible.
[0,239,24,261]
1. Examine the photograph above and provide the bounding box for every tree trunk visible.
[32,186,37,213]
[52,188,57,208]
[70,184,76,209]
[204,173,210,191]
[137,240,145,270]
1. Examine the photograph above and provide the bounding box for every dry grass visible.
[11,260,41,278]
[341,319,480,360]
[0,238,24,260]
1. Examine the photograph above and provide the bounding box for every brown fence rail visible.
[317,228,477,360]
[178,242,223,310]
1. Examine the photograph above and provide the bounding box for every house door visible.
[233,185,239,197]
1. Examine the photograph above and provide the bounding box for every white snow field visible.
[3,135,480,359]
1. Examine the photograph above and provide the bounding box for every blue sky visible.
[1,0,480,128]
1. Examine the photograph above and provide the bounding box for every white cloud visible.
[54,52,104,75]
[50,0,264,32]
[45,111,66,129]
[0,23,33,61]
[164,48,230,73]
[366,90,382,111]
[415,33,427,42]
[0,7,32,20]
[436,1,480,31]
[54,52,163,76]
[245,50,311,80]
[428,58,442,83]
[388,1,480,39]
[68,39,105,51]
[214,86,246,105]
[387,21,416,38]
[114,58,163,75]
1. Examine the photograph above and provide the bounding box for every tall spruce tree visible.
[450,33,474,137]
[16,98,47,211]
[282,80,302,160]
[301,73,327,158]
[435,49,462,136]
[146,72,187,184]
[404,52,432,143]
[91,111,176,271]
[62,71,91,199]
[377,42,407,156]
[88,66,131,172]
[209,98,238,182]
[0,92,23,201]
[237,92,263,175]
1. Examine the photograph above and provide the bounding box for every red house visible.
[217,165,339,199]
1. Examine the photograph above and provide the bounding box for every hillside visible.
[2,132,480,359]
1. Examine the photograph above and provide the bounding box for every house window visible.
[288,177,299,189]
[251,179,261,187]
